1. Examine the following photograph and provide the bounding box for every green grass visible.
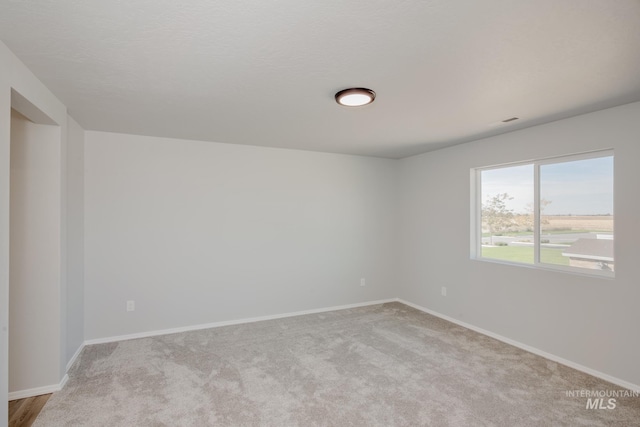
[481,246,570,266]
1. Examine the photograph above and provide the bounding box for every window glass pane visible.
[480,164,534,264]
[539,156,614,271]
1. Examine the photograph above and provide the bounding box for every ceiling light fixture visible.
[335,88,376,107]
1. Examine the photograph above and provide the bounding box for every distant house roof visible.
[562,238,613,262]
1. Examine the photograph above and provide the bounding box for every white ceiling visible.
[1,1,639,158]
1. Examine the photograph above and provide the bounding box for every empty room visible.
[1,1,639,426]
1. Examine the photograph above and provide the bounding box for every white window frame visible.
[471,149,614,278]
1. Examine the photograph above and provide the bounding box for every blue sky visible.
[481,156,613,215]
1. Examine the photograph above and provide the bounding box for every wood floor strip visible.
[8,399,25,420]
[8,394,51,427]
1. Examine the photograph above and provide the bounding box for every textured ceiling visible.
[1,0,640,158]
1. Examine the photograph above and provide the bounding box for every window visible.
[473,151,614,277]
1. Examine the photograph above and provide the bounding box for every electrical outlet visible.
[126,300,135,312]
[360,278,366,287]
[441,287,447,297]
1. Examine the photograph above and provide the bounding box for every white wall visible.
[0,47,11,425]
[398,102,640,387]
[9,110,61,392]
[84,132,398,340]
[1,40,73,417]
[66,115,84,366]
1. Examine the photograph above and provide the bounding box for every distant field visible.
[494,215,614,234]
[482,215,614,238]
[542,215,613,232]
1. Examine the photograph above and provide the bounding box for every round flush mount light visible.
[335,88,376,107]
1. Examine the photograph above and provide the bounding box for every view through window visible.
[476,151,614,275]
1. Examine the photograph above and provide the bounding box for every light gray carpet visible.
[34,302,639,426]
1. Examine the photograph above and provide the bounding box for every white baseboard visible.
[396,298,640,393]
[84,298,397,346]
[59,374,69,390]
[11,297,637,403]
[8,374,68,400]
[8,344,81,401]
[76,297,638,394]
[66,342,85,372]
